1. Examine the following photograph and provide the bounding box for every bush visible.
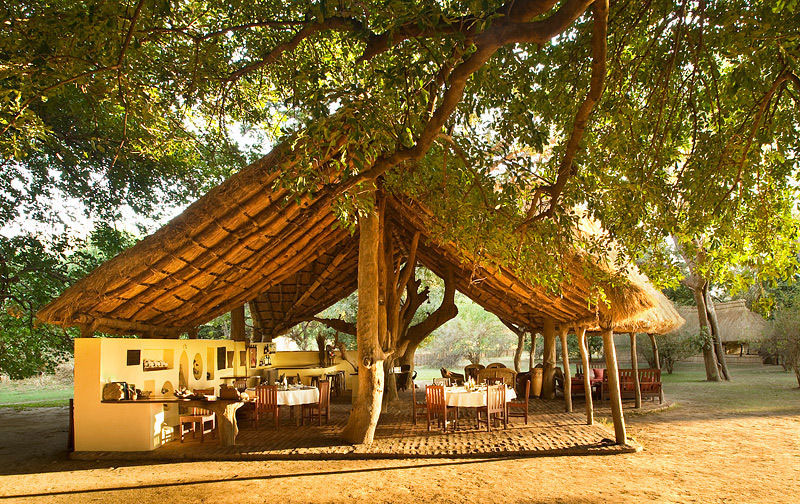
[762,307,800,387]
[640,330,703,374]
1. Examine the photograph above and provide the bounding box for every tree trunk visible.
[577,326,593,425]
[383,357,398,404]
[398,342,419,389]
[629,332,641,409]
[542,318,557,399]
[342,196,385,445]
[514,331,525,373]
[705,289,731,381]
[648,333,664,402]
[601,328,627,445]
[692,286,720,382]
[559,325,572,412]
[529,333,537,371]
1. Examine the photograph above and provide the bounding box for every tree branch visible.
[313,317,356,335]
[516,0,608,230]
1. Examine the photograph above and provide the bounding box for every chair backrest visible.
[191,388,214,415]
[426,385,446,415]
[486,385,505,415]
[593,368,605,381]
[400,364,411,372]
[638,368,661,383]
[318,380,331,410]
[486,362,506,369]
[485,376,505,385]
[233,379,247,391]
[464,363,485,380]
[520,379,531,402]
[255,384,278,413]
[433,377,450,386]
[477,367,517,385]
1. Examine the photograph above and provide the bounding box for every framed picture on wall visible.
[249,346,257,367]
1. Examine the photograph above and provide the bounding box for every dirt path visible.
[0,370,798,503]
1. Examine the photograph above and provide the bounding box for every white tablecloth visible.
[246,387,319,406]
[439,386,517,408]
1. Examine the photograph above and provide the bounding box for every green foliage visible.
[420,292,516,367]
[640,331,704,374]
[0,225,136,378]
[760,292,800,387]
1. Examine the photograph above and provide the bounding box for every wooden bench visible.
[602,368,662,404]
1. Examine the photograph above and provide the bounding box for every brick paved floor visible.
[73,391,658,461]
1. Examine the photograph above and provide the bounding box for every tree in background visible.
[637,331,702,375]
[420,292,517,368]
[0,225,136,378]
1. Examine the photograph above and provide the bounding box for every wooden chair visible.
[486,362,506,369]
[464,363,485,381]
[639,368,662,403]
[179,388,216,442]
[232,378,247,391]
[425,385,454,432]
[440,367,465,385]
[254,384,279,429]
[432,377,451,386]
[477,385,507,431]
[485,376,505,385]
[507,379,530,424]
[303,380,331,425]
[411,380,427,425]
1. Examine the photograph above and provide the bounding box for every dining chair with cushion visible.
[432,377,451,386]
[507,379,530,424]
[425,385,454,432]
[303,380,331,426]
[232,378,247,392]
[477,384,507,431]
[254,384,279,429]
[179,388,216,442]
[464,363,485,381]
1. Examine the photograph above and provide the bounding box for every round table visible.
[441,386,517,407]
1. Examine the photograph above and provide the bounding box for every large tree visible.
[4,0,799,442]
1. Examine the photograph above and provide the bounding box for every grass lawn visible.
[0,365,73,409]
[660,361,799,415]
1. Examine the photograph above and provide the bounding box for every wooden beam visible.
[601,328,627,444]
[542,317,557,400]
[630,332,641,409]
[187,327,198,339]
[283,243,354,323]
[559,324,572,413]
[231,305,246,341]
[576,326,593,425]
[649,333,664,402]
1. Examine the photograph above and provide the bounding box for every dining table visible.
[246,385,320,425]
[440,385,517,407]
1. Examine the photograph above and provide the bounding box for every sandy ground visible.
[0,376,798,503]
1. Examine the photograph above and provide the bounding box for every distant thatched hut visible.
[674,299,767,355]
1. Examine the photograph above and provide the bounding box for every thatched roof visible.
[38,145,678,338]
[674,299,767,343]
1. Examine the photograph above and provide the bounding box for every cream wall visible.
[74,338,357,452]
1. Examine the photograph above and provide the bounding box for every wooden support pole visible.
[577,326,593,425]
[529,333,537,372]
[231,305,246,341]
[649,333,664,403]
[630,332,642,409]
[542,318,557,400]
[187,327,198,339]
[602,328,627,444]
[559,325,572,412]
